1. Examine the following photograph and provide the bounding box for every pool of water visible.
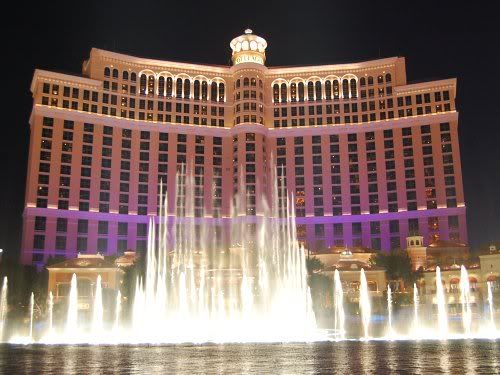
[0,340,498,374]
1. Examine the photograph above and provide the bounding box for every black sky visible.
[2,0,499,257]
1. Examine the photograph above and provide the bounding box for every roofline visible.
[90,48,232,75]
[267,57,403,75]
[30,69,101,94]
[395,78,457,95]
[90,49,406,76]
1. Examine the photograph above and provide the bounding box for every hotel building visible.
[21,29,467,265]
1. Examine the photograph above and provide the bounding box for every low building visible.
[406,235,470,271]
[420,245,499,310]
[316,247,387,299]
[47,253,124,307]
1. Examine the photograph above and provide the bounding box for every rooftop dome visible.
[229,29,267,66]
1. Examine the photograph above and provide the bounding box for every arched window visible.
[236,79,241,88]
[193,80,200,100]
[243,77,250,86]
[140,74,147,95]
[360,77,366,86]
[176,78,183,98]
[280,83,287,103]
[158,76,165,97]
[368,76,374,85]
[307,82,314,101]
[290,83,297,102]
[315,81,322,101]
[201,81,207,100]
[377,75,384,84]
[122,71,129,80]
[210,82,217,101]
[342,79,349,98]
[298,82,305,102]
[273,84,280,103]
[251,78,256,86]
[325,81,332,100]
[112,69,118,79]
[104,67,110,77]
[147,75,155,96]
[385,73,392,83]
[130,72,137,82]
[350,79,357,98]
[183,79,190,99]
[218,83,225,102]
[166,77,173,97]
[333,80,340,99]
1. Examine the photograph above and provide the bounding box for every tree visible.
[306,256,325,275]
[370,250,421,288]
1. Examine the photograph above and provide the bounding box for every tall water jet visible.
[114,291,121,332]
[47,292,53,335]
[29,293,34,341]
[459,265,472,336]
[128,165,319,343]
[435,266,448,338]
[333,269,345,339]
[487,281,495,330]
[65,273,78,335]
[92,275,104,334]
[387,284,393,336]
[359,269,371,339]
[412,283,420,334]
[0,277,7,341]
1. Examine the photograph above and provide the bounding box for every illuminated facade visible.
[22,29,467,265]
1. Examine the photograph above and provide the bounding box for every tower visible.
[229,30,269,219]
[406,235,426,271]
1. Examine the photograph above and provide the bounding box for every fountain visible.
[47,292,53,335]
[114,291,121,332]
[412,283,420,335]
[486,281,495,330]
[0,277,7,341]
[359,269,371,339]
[387,284,393,336]
[459,266,472,335]
[435,266,448,338]
[333,269,345,339]
[65,273,78,336]
[92,275,104,335]
[29,293,34,341]
[3,169,499,344]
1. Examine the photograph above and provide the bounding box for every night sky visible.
[2,0,498,258]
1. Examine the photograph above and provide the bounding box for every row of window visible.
[31,214,461,258]
[103,67,226,102]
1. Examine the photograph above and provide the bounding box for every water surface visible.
[0,340,498,374]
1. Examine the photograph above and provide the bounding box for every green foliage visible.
[306,256,325,275]
[370,250,421,286]
[120,252,145,317]
[308,273,332,312]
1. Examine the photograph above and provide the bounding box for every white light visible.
[250,41,257,51]
[242,40,249,50]
[235,42,241,52]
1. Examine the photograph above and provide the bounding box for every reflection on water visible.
[0,340,498,374]
[439,341,451,374]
